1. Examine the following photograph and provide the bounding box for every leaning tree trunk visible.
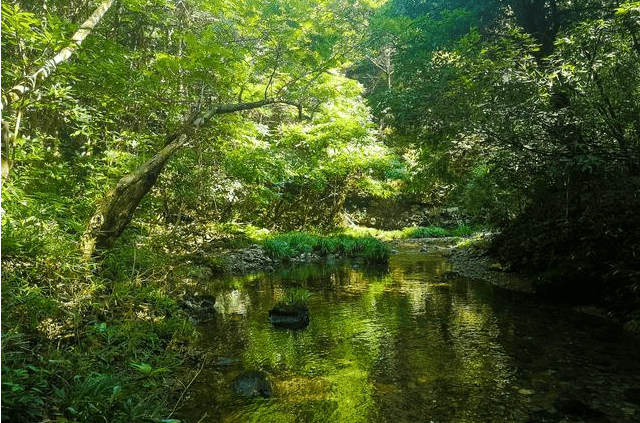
[1,121,13,180]
[81,99,300,260]
[81,131,189,261]
[1,0,115,111]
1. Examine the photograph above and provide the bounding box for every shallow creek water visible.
[175,242,640,423]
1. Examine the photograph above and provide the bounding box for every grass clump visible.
[263,232,317,259]
[402,226,449,238]
[451,224,475,237]
[262,232,390,263]
[402,224,478,238]
[338,224,481,241]
[353,235,392,263]
[281,287,313,306]
[263,238,296,260]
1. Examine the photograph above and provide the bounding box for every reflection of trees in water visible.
[368,268,514,422]
[182,249,640,423]
[190,253,515,422]
[448,288,513,421]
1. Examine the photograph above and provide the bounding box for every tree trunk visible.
[511,0,558,56]
[81,99,301,260]
[81,131,188,260]
[1,0,115,111]
[1,121,13,180]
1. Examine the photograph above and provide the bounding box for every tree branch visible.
[1,0,115,111]
[81,97,304,259]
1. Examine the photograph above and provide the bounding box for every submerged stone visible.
[179,294,216,323]
[179,293,216,311]
[231,370,273,398]
[268,305,310,330]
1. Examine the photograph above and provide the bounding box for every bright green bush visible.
[451,224,475,237]
[357,236,392,263]
[263,238,297,260]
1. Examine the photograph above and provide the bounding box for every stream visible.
[175,242,640,423]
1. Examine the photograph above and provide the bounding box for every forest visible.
[1,0,639,422]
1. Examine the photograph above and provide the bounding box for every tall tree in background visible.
[353,0,639,300]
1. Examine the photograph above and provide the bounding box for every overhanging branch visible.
[81,97,305,259]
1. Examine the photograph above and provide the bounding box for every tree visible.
[356,0,640,304]
[1,0,115,179]
[1,0,115,111]
[80,98,303,259]
[76,0,377,259]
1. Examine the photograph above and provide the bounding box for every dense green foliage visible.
[2,0,639,420]
[353,0,640,311]
[1,241,198,422]
[1,0,389,420]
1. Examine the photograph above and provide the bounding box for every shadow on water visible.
[175,243,640,423]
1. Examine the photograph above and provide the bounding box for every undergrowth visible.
[1,206,198,422]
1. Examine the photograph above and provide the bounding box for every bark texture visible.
[81,132,188,260]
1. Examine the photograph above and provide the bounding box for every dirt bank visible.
[445,242,537,293]
[391,235,537,293]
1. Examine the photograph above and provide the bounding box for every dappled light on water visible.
[176,244,640,423]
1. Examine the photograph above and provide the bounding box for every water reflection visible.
[176,244,640,423]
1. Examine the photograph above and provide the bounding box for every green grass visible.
[262,231,391,263]
[337,224,481,241]
[261,225,482,263]
[1,219,199,423]
[282,287,313,306]
[402,226,449,238]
